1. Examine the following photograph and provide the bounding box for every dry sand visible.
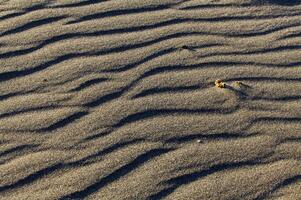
[0,0,301,199]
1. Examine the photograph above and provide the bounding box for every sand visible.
[0,0,300,199]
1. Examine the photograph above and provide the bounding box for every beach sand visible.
[0,0,301,199]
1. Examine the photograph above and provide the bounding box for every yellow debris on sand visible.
[215,79,226,88]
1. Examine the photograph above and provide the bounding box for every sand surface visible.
[0,0,301,199]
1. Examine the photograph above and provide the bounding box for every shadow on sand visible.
[254,0,301,6]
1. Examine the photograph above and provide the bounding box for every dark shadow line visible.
[251,96,301,101]
[60,148,173,199]
[149,161,261,199]
[67,5,171,24]
[113,108,238,128]
[0,145,36,157]
[196,45,301,58]
[39,111,88,132]
[68,139,144,166]
[0,16,66,37]
[0,53,88,82]
[24,4,46,12]
[84,90,124,107]
[102,48,175,73]
[179,3,253,10]
[83,12,301,24]
[69,78,109,92]
[252,117,301,124]
[0,12,25,21]
[0,163,63,192]
[103,43,218,73]
[132,85,201,99]
[278,31,301,40]
[0,92,21,101]
[165,132,255,143]
[51,0,110,8]
[0,106,70,119]
[225,76,301,82]
[253,0,301,6]
[81,129,113,142]
[255,174,301,200]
